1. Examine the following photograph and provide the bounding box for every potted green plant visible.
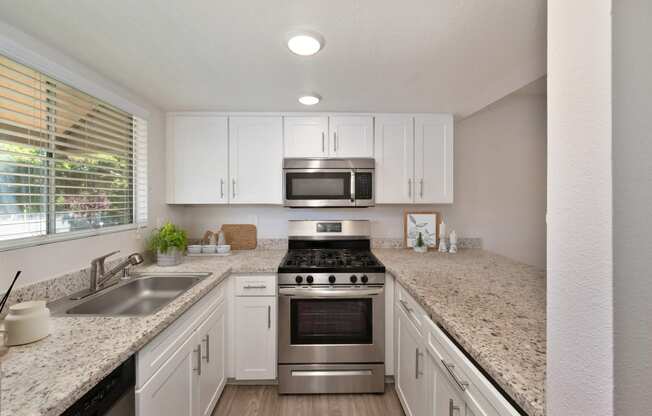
[148,222,188,266]
[413,231,427,253]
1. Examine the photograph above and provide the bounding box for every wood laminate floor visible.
[212,385,406,416]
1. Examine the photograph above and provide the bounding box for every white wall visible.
[613,1,652,414]
[0,22,172,288]
[547,1,613,415]
[171,84,547,268]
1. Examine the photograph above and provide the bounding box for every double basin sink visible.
[52,272,212,317]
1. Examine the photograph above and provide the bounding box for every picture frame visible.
[403,211,440,248]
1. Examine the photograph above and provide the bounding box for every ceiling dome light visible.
[287,32,323,56]
[298,95,321,106]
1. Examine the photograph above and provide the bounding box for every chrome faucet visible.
[71,251,144,300]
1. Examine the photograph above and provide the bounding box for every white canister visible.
[1,300,51,346]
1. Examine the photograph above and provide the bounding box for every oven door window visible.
[290,298,373,344]
[285,172,351,200]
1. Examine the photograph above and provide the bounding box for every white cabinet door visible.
[167,115,229,204]
[136,335,199,416]
[234,296,276,380]
[433,363,466,416]
[414,114,454,203]
[284,116,329,158]
[329,115,374,158]
[395,304,426,416]
[197,302,226,416]
[229,116,283,204]
[374,114,415,203]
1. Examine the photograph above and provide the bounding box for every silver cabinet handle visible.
[220,178,225,199]
[415,348,423,379]
[194,345,202,375]
[232,178,236,199]
[333,131,337,153]
[408,178,412,198]
[442,360,469,391]
[267,305,271,329]
[399,299,413,313]
[244,284,266,289]
[322,132,325,153]
[202,335,210,363]
[419,178,424,198]
[449,399,460,416]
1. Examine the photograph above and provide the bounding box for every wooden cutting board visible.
[220,224,257,250]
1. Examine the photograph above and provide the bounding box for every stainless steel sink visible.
[53,272,211,316]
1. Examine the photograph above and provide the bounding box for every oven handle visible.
[279,287,383,298]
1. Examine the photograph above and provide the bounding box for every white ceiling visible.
[0,0,546,117]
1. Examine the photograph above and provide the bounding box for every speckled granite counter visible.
[374,249,546,416]
[1,248,544,416]
[0,250,285,416]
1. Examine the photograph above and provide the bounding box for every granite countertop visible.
[373,249,546,416]
[0,250,286,416]
[0,248,545,416]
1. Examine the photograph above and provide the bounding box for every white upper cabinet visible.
[414,114,454,203]
[374,114,415,204]
[284,116,329,158]
[166,115,229,204]
[229,116,283,204]
[329,115,374,158]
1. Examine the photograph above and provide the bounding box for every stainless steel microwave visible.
[283,158,375,208]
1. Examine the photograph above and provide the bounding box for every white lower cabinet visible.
[198,302,227,416]
[136,283,226,416]
[395,302,427,416]
[394,282,520,416]
[234,275,277,380]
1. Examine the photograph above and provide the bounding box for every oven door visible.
[283,169,355,207]
[278,286,385,364]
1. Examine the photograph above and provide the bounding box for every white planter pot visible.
[413,245,428,253]
[157,248,182,266]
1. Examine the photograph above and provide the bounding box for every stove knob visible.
[361,275,369,284]
[295,275,303,284]
[350,275,358,284]
[328,275,336,284]
[306,275,314,284]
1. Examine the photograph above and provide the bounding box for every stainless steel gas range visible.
[277,220,386,394]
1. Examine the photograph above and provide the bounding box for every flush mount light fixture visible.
[298,94,321,106]
[287,31,324,56]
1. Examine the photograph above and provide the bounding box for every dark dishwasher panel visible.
[62,355,135,416]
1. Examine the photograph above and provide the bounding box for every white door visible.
[374,114,415,203]
[329,115,374,157]
[136,335,199,416]
[229,116,283,204]
[395,304,426,416]
[167,115,229,204]
[284,116,329,158]
[197,302,227,416]
[235,297,276,380]
[414,114,454,203]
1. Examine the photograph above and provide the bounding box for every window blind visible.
[0,54,148,249]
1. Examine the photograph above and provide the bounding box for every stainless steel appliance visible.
[277,220,385,394]
[283,158,375,208]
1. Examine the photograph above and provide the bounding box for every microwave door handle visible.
[350,170,356,205]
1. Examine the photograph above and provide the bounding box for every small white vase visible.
[157,248,182,266]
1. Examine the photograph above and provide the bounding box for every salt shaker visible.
[449,230,458,254]
[438,222,448,253]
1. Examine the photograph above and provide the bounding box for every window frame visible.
[0,39,149,252]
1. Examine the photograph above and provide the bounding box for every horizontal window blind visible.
[0,54,148,248]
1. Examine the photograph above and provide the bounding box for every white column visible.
[547,1,613,415]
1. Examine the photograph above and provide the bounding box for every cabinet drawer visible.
[234,274,276,296]
[395,283,428,334]
[136,281,225,388]
[425,319,521,416]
